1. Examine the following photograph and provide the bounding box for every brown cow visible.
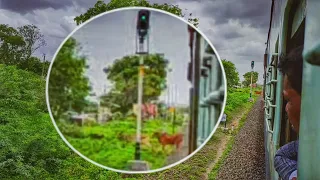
[152,132,183,152]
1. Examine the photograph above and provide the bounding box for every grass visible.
[58,117,186,170]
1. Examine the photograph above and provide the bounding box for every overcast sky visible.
[0,0,271,102]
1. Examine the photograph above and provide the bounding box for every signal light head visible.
[137,10,150,31]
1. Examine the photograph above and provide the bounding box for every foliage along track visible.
[123,95,261,180]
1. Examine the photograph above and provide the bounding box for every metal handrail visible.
[267,79,277,85]
[265,109,274,134]
[268,99,276,108]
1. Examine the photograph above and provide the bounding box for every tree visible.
[17,24,46,60]
[0,24,48,76]
[101,54,167,114]
[17,56,50,77]
[242,71,259,87]
[48,37,90,118]
[74,0,199,27]
[221,59,240,89]
[0,24,25,65]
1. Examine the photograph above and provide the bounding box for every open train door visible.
[187,25,201,154]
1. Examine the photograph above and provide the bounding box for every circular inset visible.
[46,7,227,174]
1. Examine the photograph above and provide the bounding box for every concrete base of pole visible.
[127,160,150,171]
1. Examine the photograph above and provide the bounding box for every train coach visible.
[264,0,320,179]
[187,25,225,154]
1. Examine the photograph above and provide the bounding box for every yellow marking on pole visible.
[140,65,144,76]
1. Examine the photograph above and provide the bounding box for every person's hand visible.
[291,177,297,180]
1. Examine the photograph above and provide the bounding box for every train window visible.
[279,0,306,146]
[286,0,306,52]
[290,0,306,39]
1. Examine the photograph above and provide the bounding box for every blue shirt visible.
[274,140,299,180]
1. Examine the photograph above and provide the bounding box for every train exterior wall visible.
[264,0,319,179]
[264,0,289,180]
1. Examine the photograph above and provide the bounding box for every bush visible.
[112,111,123,120]
[0,65,109,179]
[83,117,97,127]
[223,88,259,120]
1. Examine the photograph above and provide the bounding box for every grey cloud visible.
[17,7,80,60]
[0,0,95,14]
[222,30,243,39]
[200,0,271,30]
[59,23,75,35]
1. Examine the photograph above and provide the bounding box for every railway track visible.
[215,96,265,180]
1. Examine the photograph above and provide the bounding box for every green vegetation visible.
[242,71,259,87]
[101,54,168,115]
[221,59,240,89]
[60,117,186,170]
[48,37,90,119]
[224,88,252,120]
[0,65,117,179]
[0,24,49,76]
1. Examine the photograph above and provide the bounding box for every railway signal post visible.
[249,61,254,102]
[127,9,150,171]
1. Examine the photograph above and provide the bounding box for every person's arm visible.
[274,140,299,180]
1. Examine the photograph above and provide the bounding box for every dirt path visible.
[215,96,265,180]
[165,105,250,172]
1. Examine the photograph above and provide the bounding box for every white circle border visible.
[45,6,228,174]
